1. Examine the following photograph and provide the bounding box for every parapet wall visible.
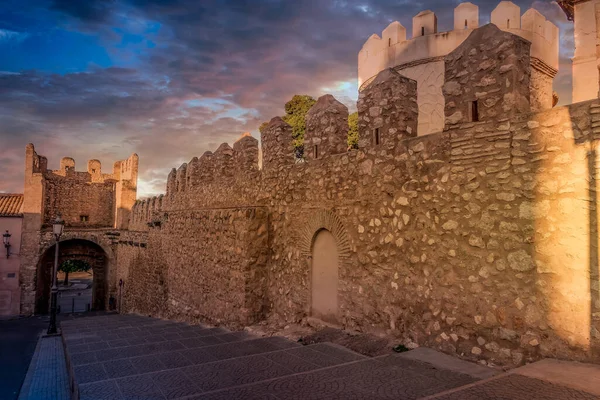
[118,25,599,365]
[358,1,559,136]
[359,1,558,88]
[22,144,139,229]
[162,133,261,211]
[130,195,163,232]
[121,97,600,365]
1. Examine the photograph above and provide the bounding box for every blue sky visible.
[0,0,573,196]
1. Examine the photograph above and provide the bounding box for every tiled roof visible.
[0,194,24,217]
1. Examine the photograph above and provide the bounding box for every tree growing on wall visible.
[59,259,91,286]
[259,96,359,156]
[348,111,359,150]
[283,95,317,158]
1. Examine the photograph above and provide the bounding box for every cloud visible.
[0,28,28,43]
[0,0,577,197]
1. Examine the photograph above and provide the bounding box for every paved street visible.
[60,314,600,400]
[0,312,109,400]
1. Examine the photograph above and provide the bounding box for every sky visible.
[0,0,573,197]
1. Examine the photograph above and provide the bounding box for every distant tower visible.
[558,0,600,102]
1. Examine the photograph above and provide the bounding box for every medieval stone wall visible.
[443,24,531,127]
[359,1,559,136]
[43,173,115,228]
[114,25,599,366]
[18,144,138,314]
[258,99,599,366]
[118,207,270,328]
[120,101,600,366]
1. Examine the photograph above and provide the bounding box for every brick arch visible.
[297,209,352,259]
[35,237,112,314]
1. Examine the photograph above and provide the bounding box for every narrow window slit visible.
[470,101,479,122]
[373,128,381,146]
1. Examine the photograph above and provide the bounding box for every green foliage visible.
[348,112,359,149]
[59,259,91,274]
[258,121,269,134]
[261,95,359,157]
[282,95,316,153]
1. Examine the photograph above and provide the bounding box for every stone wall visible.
[18,144,137,314]
[119,95,600,366]
[399,61,445,135]
[305,95,349,159]
[359,1,559,136]
[118,207,269,328]
[260,100,600,366]
[444,24,531,127]
[357,68,418,149]
[111,24,600,366]
[43,173,115,228]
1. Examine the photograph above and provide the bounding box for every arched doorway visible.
[311,229,339,322]
[35,239,109,314]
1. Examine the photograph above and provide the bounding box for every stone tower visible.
[559,0,600,102]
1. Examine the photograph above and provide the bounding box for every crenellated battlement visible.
[358,1,559,136]
[24,143,138,186]
[130,194,163,231]
[163,133,260,210]
[359,1,558,88]
[147,19,552,214]
[22,143,139,229]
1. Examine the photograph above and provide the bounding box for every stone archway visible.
[311,229,339,322]
[35,239,109,314]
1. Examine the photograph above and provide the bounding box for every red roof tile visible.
[0,194,23,217]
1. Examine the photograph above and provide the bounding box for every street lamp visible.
[2,230,11,258]
[47,215,64,335]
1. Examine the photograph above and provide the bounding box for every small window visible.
[388,38,392,47]
[91,168,96,173]
[421,26,425,36]
[314,144,319,159]
[464,19,468,29]
[507,19,510,29]
[7,273,15,278]
[470,101,479,122]
[80,215,89,222]
[373,128,381,146]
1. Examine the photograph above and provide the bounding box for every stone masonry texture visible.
[19,24,600,368]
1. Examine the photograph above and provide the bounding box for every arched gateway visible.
[35,239,110,314]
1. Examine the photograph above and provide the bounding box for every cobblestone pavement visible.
[59,314,600,400]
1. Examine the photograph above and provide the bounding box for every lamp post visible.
[47,215,64,335]
[2,230,11,258]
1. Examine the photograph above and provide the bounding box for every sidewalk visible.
[17,334,70,400]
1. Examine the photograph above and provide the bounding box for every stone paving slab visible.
[397,346,499,380]
[428,373,600,400]
[18,335,70,400]
[191,353,478,400]
[59,314,600,400]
